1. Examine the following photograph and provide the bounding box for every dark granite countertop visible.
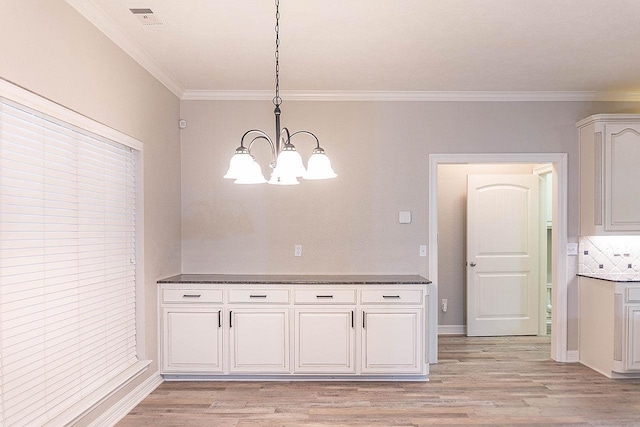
[158,274,431,285]
[577,274,640,283]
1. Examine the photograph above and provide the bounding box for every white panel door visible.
[229,308,290,373]
[294,309,355,373]
[467,174,540,336]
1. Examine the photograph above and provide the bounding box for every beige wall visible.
[437,163,537,328]
[0,1,181,424]
[3,0,640,419]
[181,99,640,352]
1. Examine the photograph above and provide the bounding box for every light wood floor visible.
[118,336,640,426]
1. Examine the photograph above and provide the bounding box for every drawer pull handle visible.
[316,295,334,299]
[249,294,267,298]
[182,294,201,298]
[382,295,400,299]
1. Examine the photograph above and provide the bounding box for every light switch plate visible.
[399,211,411,224]
[567,243,578,256]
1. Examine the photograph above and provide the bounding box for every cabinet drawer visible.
[627,288,640,302]
[163,289,223,303]
[294,289,356,304]
[360,289,423,304]
[229,289,290,304]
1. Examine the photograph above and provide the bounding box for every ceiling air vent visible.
[130,8,165,28]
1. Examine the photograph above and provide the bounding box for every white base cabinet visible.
[294,308,355,374]
[361,308,423,374]
[579,277,640,378]
[160,282,429,379]
[229,308,290,373]
[625,305,640,371]
[162,307,223,373]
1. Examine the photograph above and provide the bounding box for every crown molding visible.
[181,90,640,102]
[65,0,185,99]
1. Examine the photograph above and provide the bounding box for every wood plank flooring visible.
[118,336,640,426]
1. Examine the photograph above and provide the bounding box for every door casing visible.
[428,153,569,363]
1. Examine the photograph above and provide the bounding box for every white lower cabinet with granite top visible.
[293,288,357,374]
[159,280,429,379]
[579,276,640,377]
[162,289,224,373]
[360,288,425,374]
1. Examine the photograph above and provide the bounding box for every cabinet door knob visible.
[469,262,477,267]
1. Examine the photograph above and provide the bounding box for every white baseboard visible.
[89,372,163,427]
[566,350,580,363]
[438,325,467,335]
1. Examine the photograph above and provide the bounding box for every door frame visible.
[428,153,569,363]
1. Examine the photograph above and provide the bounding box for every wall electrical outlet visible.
[441,299,448,312]
[419,245,427,257]
[294,245,302,257]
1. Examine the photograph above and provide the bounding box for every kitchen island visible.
[158,274,430,380]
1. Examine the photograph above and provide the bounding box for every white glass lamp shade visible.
[303,150,337,180]
[224,149,253,179]
[233,158,267,184]
[272,146,306,178]
[268,173,299,185]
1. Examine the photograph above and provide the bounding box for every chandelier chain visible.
[273,0,282,107]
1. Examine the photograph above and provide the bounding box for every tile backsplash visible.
[579,236,640,281]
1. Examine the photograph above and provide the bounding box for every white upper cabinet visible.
[578,115,640,234]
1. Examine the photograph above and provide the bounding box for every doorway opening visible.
[427,153,569,363]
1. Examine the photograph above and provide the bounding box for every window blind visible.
[0,100,138,426]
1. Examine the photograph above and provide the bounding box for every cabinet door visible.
[229,308,290,373]
[605,124,640,231]
[162,307,223,373]
[361,308,424,374]
[626,305,640,371]
[294,308,355,374]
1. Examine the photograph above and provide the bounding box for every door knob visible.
[469,262,477,267]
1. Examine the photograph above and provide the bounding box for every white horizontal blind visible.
[0,100,138,426]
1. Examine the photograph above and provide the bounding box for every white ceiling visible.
[67,0,640,100]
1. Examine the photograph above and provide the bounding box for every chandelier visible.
[224,0,336,185]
